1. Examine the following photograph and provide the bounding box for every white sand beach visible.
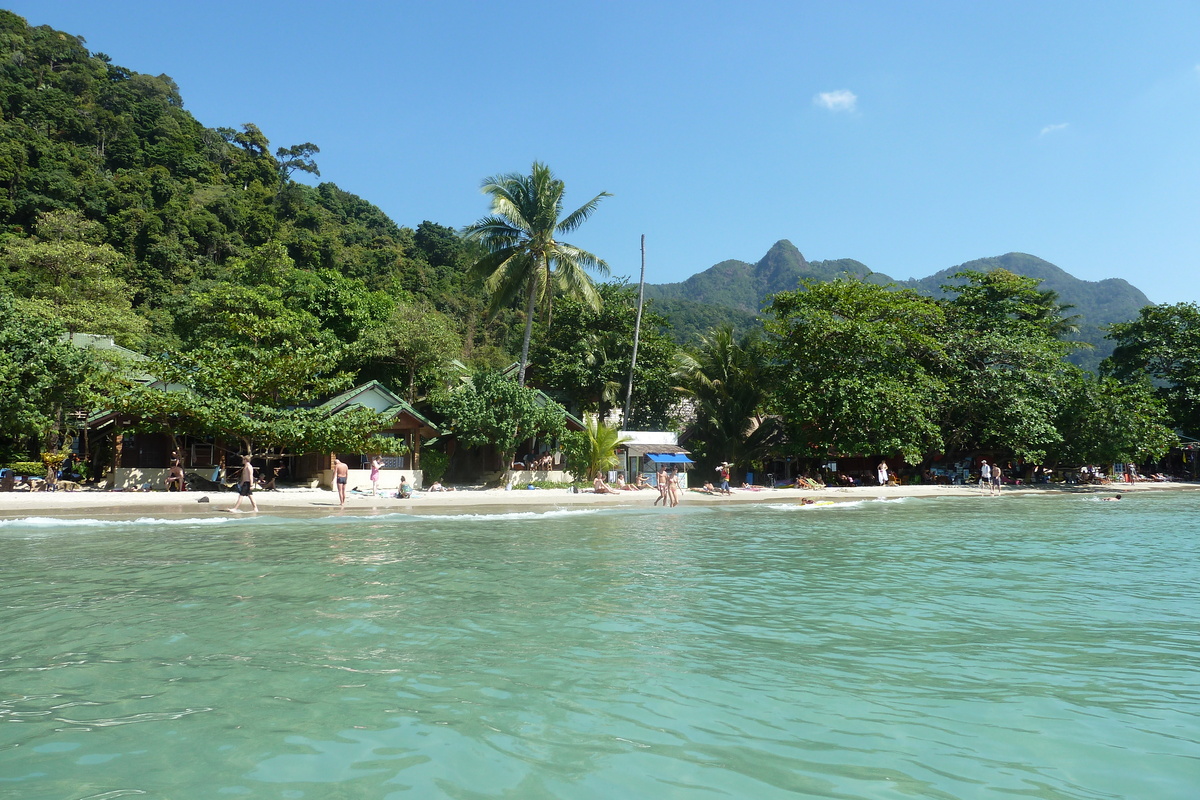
[1,480,1195,520]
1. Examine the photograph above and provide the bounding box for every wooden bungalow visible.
[292,381,442,489]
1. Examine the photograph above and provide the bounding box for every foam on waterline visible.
[0,515,237,529]
[409,508,601,522]
[760,500,865,512]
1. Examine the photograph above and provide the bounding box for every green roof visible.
[318,380,443,432]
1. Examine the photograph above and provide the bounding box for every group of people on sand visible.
[229,455,421,512]
[592,466,682,507]
[337,456,414,507]
[978,459,1004,496]
[593,471,652,494]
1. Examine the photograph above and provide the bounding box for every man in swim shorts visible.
[334,456,349,506]
[231,455,258,513]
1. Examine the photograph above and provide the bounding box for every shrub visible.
[420,449,448,483]
[6,461,44,476]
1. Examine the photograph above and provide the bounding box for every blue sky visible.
[12,1,1200,303]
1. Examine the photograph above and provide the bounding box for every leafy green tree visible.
[275,142,320,183]
[117,351,402,461]
[561,414,630,481]
[2,210,148,345]
[939,270,1075,461]
[0,290,100,456]
[355,299,463,402]
[1047,370,1175,466]
[944,269,1081,339]
[1105,302,1200,436]
[148,275,379,458]
[530,283,677,427]
[462,162,610,386]
[764,280,947,463]
[434,370,566,473]
[174,283,344,409]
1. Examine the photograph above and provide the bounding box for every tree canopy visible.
[1105,302,1200,436]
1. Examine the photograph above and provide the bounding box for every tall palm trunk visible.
[543,254,554,329]
[517,274,538,387]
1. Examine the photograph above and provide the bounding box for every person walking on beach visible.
[991,461,1003,496]
[333,456,349,506]
[877,460,889,487]
[369,455,384,496]
[667,468,681,507]
[979,460,991,493]
[718,462,732,495]
[231,456,258,513]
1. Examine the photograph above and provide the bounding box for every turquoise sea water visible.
[1,493,1198,799]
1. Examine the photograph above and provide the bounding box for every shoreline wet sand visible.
[2,480,1195,521]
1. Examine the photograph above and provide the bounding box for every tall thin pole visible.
[623,234,646,427]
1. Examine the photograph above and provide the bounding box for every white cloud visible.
[1040,122,1069,136]
[814,90,857,113]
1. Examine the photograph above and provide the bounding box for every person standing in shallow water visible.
[654,465,668,507]
[231,456,258,513]
[333,456,349,506]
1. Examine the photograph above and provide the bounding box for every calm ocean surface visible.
[1,493,1198,799]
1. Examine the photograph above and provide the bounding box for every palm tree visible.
[462,162,610,387]
[575,413,630,480]
[673,325,777,468]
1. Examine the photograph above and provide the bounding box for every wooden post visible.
[623,234,646,427]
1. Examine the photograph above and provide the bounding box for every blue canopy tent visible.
[645,453,694,464]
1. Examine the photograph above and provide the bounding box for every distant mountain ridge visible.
[642,241,1151,370]
[642,240,887,313]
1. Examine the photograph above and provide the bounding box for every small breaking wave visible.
[760,500,865,512]
[0,516,236,529]
[409,508,601,522]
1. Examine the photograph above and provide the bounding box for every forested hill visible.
[641,240,894,343]
[644,241,1150,366]
[642,240,887,313]
[0,10,504,357]
[897,252,1150,321]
